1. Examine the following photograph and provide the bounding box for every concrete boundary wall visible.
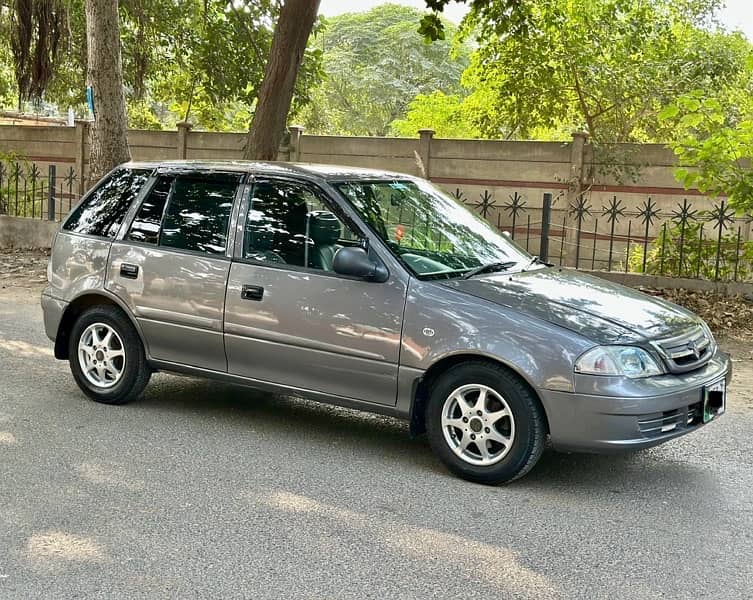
[0,216,58,249]
[586,270,753,297]
[0,123,704,200]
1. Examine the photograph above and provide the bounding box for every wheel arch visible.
[409,352,550,437]
[54,291,146,360]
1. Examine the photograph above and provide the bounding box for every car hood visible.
[439,267,699,344]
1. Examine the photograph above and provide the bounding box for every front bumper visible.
[540,350,731,452]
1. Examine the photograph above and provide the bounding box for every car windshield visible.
[335,178,534,279]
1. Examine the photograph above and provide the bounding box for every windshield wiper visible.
[463,261,517,279]
[523,255,541,270]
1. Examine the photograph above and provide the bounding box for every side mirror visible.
[333,246,389,282]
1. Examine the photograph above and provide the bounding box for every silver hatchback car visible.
[42,160,730,484]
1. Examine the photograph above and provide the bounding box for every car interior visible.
[243,183,350,272]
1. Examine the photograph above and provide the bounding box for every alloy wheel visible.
[77,322,126,389]
[441,383,516,466]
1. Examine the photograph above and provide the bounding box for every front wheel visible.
[425,362,547,484]
[68,305,151,405]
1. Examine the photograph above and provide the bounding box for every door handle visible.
[241,285,264,301]
[120,263,139,279]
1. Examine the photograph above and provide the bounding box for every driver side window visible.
[243,180,358,272]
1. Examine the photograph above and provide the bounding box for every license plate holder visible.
[703,378,726,423]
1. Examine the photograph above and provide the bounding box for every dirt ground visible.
[0,248,49,289]
[1,248,751,410]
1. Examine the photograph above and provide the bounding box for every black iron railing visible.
[452,187,753,284]
[0,160,80,222]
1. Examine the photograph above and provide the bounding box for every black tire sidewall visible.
[426,362,543,484]
[68,306,145,404]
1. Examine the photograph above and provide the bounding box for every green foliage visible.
[131,0,321,131]
[662,88,753,212]
[127,101,164,131]
[419,0,536,43]
[0,0,324,131]
[390,91,480,138]
[454,0,749,142]
[297,4,470,136]
[0,13,17,108]
[629,218,753,281]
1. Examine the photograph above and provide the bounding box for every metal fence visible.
[452,188,753,283]
[0,160,80,222]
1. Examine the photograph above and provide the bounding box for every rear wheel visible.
[425,361,547,484]
[68,305,150,405]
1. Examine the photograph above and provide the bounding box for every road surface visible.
[1,285,752,599]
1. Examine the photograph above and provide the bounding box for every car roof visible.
[123,160,419,183]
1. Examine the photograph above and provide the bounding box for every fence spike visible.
[473,189,497,218]
[570,193,590,268]
[671,198,698,227]
[660,222,667,275]
[712,200,733,281]
[503,191,527,240]
[696,223,704,279]
[602,196,624,271]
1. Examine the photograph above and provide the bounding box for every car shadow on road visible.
[520,444,715,500]
[136,373,442,471]
[136,374,715,493]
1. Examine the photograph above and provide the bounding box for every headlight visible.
[574,346,663,378]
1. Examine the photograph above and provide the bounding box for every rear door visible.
[106,170,242,372]
[223,177,408,406]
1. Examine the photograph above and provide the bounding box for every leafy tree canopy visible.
[450,0,753,142]
[661,84,753,212]
[0,11,15,108]
[0,0,323,131]
[391,91,480,138]
[296,4,470,136]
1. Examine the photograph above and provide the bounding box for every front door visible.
[107,171,241,372]
[224,178,408,406]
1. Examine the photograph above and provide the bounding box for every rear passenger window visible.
[160,175,239,255]
[63,168,150,238]
[126,176,172,245]
[126,173,239,254]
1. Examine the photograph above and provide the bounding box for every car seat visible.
[307,211,342,271]
[245,221,285,264]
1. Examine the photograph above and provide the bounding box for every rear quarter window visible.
[63,168,151,238]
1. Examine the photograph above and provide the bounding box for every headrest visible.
[308,211,341,245]
[248,224,275,250]
[246,210,277,251]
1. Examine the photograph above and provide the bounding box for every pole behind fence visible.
[539,192,552,262]
[47,165,56,222]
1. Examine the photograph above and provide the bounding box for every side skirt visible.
[148,359,411,420]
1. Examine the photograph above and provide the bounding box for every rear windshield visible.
[63,168,151,238]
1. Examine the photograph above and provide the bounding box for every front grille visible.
[638,401,703,438]
[651,325,713,374]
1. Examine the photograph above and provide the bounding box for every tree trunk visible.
[85,0,130,185]
[243,0,320,160]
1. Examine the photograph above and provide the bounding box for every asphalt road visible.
[1,287,752,599]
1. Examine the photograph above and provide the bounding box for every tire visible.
[425,361,547,485]
[68,305,151,405]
